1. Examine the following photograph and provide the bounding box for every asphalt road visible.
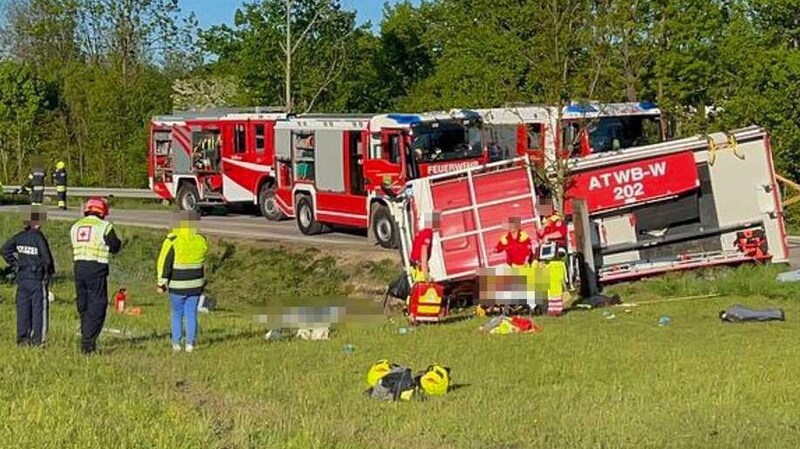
[0,206,390,253]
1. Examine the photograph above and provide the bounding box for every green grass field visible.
[0,215,799,449]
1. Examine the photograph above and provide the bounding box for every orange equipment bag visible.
[735,229,768,259]
[408,282,447,323]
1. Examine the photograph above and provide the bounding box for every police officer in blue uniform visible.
[1,208,55,346]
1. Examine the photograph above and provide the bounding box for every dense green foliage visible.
[3,0,800,185]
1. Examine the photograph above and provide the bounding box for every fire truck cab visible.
[272,110,486,248]
[147,108,287,214]
[479,102,664,165]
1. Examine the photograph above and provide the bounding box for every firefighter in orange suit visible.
[409,212,440,282]
[495,217,534,268]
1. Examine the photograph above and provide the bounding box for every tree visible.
[171,75,246,111]
[0,62,48,182]
[202,0,380,113]
[376,1,437,109]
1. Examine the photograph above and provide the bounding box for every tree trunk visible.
[15,117,23,182]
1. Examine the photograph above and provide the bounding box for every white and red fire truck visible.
[271,110,486,248]
[478,102,665,164]
[148,107,288,215]
[395,126,788,299]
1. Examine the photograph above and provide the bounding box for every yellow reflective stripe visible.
[173,263,203,269]
[168,279,205,289]
[56,186,66,192]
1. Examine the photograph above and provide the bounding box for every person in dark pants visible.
[23,158,46,206]
[52,161,67,210]
[70,197,122,354]
[1,208,55,347]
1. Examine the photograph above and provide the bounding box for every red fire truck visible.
[271,110,486,248]
[478,102,665,164]
[148,108,288,214]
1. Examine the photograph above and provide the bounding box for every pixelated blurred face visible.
[508,217,521,232]
[426,212,441,230]
[174,210,200,229]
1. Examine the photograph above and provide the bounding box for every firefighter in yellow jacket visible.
[157,210,209,353]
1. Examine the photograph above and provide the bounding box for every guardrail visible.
[2,186,158,199]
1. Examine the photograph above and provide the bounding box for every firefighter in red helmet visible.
[69,198,122,354]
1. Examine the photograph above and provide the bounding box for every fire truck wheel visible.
[177,183,200,212]
[372,205,398,249]
[259,183,285,221]
[296,195,324,235]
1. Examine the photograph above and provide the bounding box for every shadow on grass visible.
[102,327,263,350]
[202,329,263,345]
[448,383,471,393]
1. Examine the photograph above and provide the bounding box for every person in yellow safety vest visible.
[157,210,209,353]
[546,247,569,316]
[52,161,67,210]
[70,197,122,354]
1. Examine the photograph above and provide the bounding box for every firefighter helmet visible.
[56,161,65,170]
[84,197,109,218]
[419,364,450,396]
[366,359,394,387]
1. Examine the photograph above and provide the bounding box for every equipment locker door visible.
[314,130,369,228]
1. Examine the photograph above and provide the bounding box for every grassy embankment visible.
[0,214,799,448]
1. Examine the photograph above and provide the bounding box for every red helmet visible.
[84,197,109,218]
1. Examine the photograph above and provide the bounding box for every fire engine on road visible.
[148,107,288,216]
[271,110,485,248]
[478,102,665,164]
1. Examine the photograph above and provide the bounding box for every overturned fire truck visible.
[392,126,788,320]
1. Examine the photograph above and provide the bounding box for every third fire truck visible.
[478,102,665,164]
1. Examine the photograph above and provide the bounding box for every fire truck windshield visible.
[587,116,663,153]
[410,122,482,162]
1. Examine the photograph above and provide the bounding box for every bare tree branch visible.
[291,1,325,54]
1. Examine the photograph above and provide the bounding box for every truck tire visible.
[259,182,285,221]
[177,183,200,212]
[372,204,398,249]
[296,195,324,235]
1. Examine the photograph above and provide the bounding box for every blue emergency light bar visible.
[386,114,423,125]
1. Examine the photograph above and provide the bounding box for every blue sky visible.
[181,0,419,30]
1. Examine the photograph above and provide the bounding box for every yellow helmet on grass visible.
[419,364,450,396]
[366,359,394,387]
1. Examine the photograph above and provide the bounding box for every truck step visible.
[203,191,224,199]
